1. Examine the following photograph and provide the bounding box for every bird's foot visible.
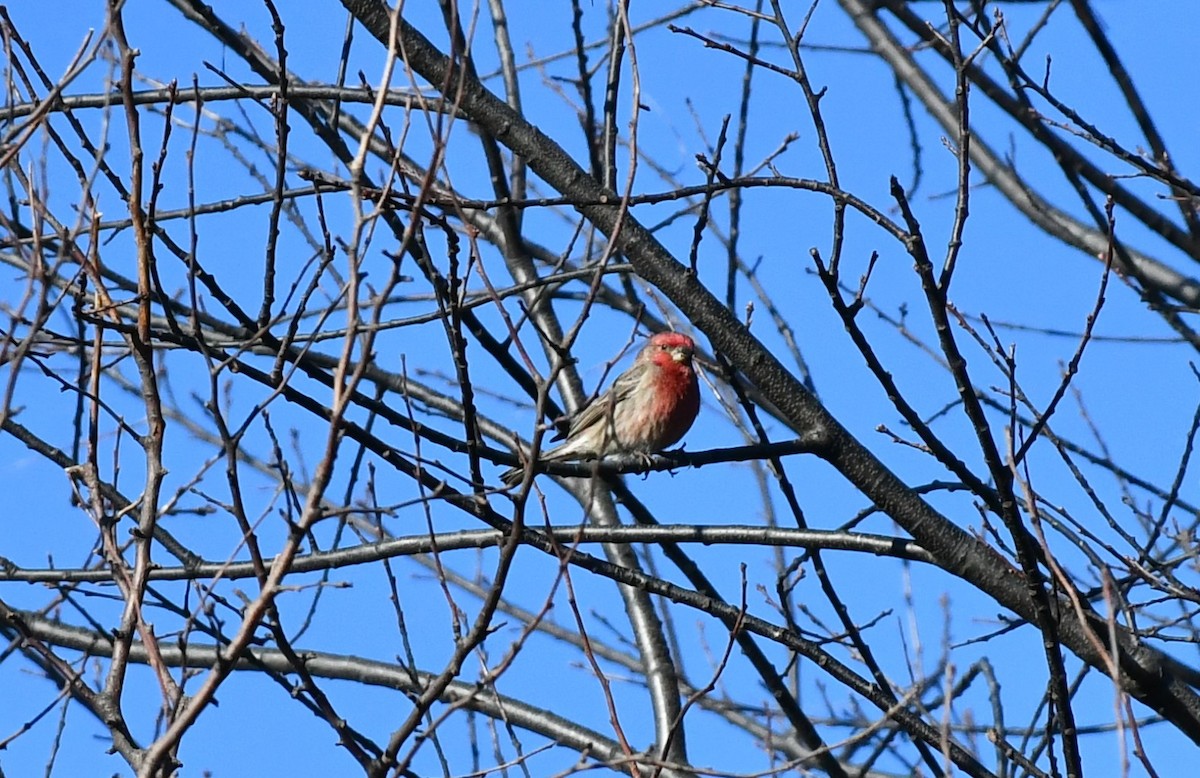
[634,451,657,479]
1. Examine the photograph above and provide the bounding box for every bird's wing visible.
[566,367,642,435]
[565,388,614,438]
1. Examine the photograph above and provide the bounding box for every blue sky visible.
[3,2,1199,776]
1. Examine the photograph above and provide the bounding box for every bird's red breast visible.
[646,346,700,448]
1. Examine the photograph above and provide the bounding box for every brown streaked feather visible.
[501,332,699,485]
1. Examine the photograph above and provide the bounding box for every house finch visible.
[502,332,701,485]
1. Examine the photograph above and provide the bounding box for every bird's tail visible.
[500,464,527,487]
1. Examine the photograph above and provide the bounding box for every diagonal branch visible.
[336,0,1200,741]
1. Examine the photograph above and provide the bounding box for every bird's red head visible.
[641,332,696,366]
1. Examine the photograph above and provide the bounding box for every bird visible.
[501,332,701,485]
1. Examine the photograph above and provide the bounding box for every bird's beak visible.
[672,348,692,363]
